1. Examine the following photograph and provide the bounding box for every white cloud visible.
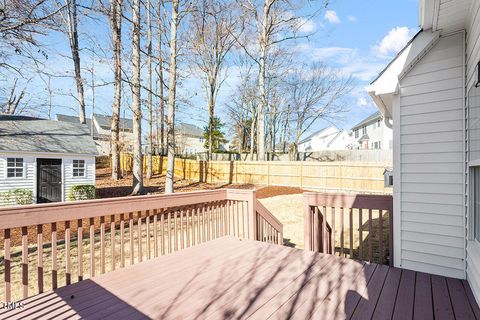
[348,15,357,22]
[357,97,368,106]
[324,10,341,24]
[298,18,316,33]
[372,26,417,57]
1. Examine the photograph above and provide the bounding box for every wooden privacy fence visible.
[120,154,392,194]
[304,192,393,265]
[0,189,282,302]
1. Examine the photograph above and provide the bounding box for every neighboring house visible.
[56,113,134,155]
[367,0,480,304]
[351,111,393,150]
[298,126,350,152]
[0,115,97,205]
[175,123,206,154]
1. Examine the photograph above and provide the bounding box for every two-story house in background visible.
[56,114,134,156]
[351,111,393,150]
[297,126,350,152]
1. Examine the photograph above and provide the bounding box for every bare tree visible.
[109,0,123,180]
[165,0,180,194]
[238,0,327,160]
[131,0,144,195]
[0,0,62,71]
[59,0,86,124]
[286,63,353,155]
[1,78,28,114]
[189,0,236,160]
[146,0,154,179]
[156,0,166,155]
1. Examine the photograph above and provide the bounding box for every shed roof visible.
[0,115,98,155]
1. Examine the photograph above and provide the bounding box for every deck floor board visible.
[1,237,479,320]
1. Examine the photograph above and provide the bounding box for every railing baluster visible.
[146,210,151,259]
[65,221,71,285]
[359,209,363,261]
[89,218,95,277]
[100,216,106,273]
[120,214,125,268]
[216,202,221,238]
[313,207,319,252]
[78,219,83,281]
[349,208,353,259]
[236,201,240,237]
[195,206,202,244]
[153,210,158,256]
[242,201,246,238]
[129,212,134,265]
[368,209,373,262]
[173,210,178,250]
[160,209,165,254]
[37,224,43,294]
[340,208,344,257]
[137,211,143,262]
[210,203,215,240]
[331,207,336,255]
[180,209,185,249]
[4,228,11,302]
[168,209,172,253]
[111,215,116,270]
[207,204,212,241]
[51,223,57,290]
[201,206,206,243]
[22,226,28,298]
[322,206,327,253]
[379,209,384,264]
[186,207,191,247]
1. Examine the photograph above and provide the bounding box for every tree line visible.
[0,0,352,194]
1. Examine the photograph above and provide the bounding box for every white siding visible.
[466,0,480,305]
[0,153,35,205]
[0,152,95,205]
[63,155,96,200]
[397,32,465,279]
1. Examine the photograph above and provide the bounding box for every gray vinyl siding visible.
[466,0,480,305]
[398,32,465,279]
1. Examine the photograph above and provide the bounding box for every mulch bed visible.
[256,186,305,199]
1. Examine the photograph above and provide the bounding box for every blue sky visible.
[7,0,420,141]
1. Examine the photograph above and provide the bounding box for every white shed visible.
[0,115,97,205]
[368,0,480,305]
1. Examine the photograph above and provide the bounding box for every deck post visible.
[248,190,257,240]
[304,194,313,251]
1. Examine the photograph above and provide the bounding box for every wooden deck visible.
[2,237,479,320]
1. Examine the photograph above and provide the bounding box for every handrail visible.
[256,200,283,233]
[0,189,228,229]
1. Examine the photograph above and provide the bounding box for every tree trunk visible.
[208,84,214,160]
[131,0,144,195]
[249,109,256,160]
[256,0,270,161]
[109,0,122,180]
[165,0,179,194]
[146,0,153,179]
[157,1,165,156]
[65,0,86,124]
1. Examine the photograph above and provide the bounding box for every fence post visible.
[248,190,257,241]
[304,194,312,251]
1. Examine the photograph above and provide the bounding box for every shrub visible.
[0,189,33,206]
[67,185,96,201]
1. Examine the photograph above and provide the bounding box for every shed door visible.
[37,159,62,203]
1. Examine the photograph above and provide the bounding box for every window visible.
[73,160,85,177]
[377,119,381,128]
[469,83,480,241]
[7,158,24,178]
[474,168,480,242]
[362,126,367,135]
[355,130,359,138]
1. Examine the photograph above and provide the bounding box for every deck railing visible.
[0,189,282,302]
[304,192,393,265]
